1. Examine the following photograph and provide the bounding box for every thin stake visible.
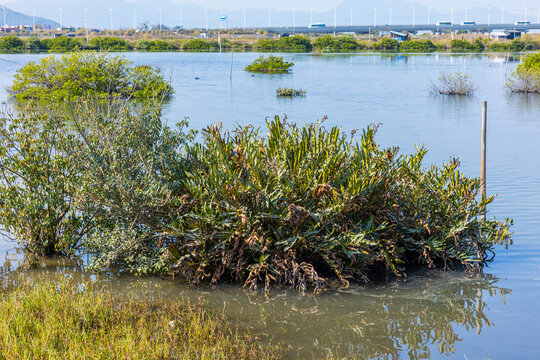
[229,50,233,80]
[481,101,487,221]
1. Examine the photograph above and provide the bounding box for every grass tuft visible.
[0,279,278,359]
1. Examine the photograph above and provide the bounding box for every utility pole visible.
[502,8,504,24]
[180,9,182,29]
[84,8,88,42]
[487,7,491,26]
[133,8,137,29]
[389,8,392,26]
[350,8,353,26]
[310,8,313,25]
[205,9,208,32]
[32,8,35,32]
[372,7,376,27]
[465,7,468,21]
[2,7,5,33]
[524,7,528,23]
[158,9,162,32]
[428,8,431,25]
[108,8,113,32]
[268,8,271,27]
[292,8,295,34]
[450,6,454,24]
[58,7,62,30]
[243,9,246,31]
[334,7,336,30]
[412,7,415,27]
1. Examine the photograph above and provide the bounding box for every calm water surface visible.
[0,52,539,359]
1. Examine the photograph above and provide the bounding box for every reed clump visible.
[429,71,476,95]
[0,279,278,359]
[506,52,540,93]
[276,87,306,97]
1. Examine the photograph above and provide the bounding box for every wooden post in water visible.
[481,101,487,221]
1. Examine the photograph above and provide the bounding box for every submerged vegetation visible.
[429,71,476,95]
[0,279,277,359]
[10,51,173,101]
[244,55,294,73]
[276,87,306,96]
[506,52,540,93]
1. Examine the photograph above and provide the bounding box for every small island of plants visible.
[10,51,173,101]
[244,55,293,73]
[429,71,476,95]
[506,52,540,93]
[276,87,306,97]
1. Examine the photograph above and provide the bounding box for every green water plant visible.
[166,117,511,291]
[245,55,293,73]
[10,51,173,101]
[0,108,93,256]
[506,52,540,92]
[276,87,306,97]
[0,279,278,359]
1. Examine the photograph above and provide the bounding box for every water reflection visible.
[1,247,511,360]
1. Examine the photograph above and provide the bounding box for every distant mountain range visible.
[1,6,59,28]
[1,0,530,30]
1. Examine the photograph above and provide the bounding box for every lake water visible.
[0,52,539,359]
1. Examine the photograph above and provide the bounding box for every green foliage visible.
[0,279,278,359]
[276,87,306,96]
[256,38,277,51]
[182,39,217,51]
[313,35,360,51]
[0,36,24,51]
[40,37,82,52]
[169,118,511,291]
[506,52,540,92]
[10,51,173,101]
[135,39,174,51]
[23,36,45,51]
[244,55,293,73]
[0,109,93,256]
[276,35,312,52]
[373,38,400,51]
[399,39,437,52]
[71,100,194,275]
[88,36,131,51]
[472,38,485,51]
[450,39,474,51]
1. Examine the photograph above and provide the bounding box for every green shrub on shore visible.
[0,36,24,51]
[373,38,400,51]
[399,39,437,52]
[313,35,361,51]
[506,52,540,92]
[0,280,278,359]
[88,36,132,51]
[40,37,82,52]
[245,55,293,73]
[10,51,173,101]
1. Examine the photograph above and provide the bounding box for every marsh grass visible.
[429,71,476,95]
[0,279,278,359]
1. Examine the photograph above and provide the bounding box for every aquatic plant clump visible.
[165,118,511,291]
[276,87,306,97]
[506,52,540,93]
[244,55,293,73]
[0,280,278,359]
[10,51,173,101]
[429,71,476,95]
